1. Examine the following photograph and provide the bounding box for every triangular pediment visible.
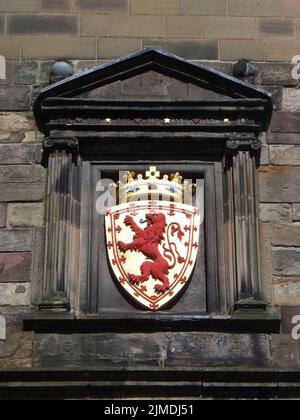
[34,46,271,104]
[75,70,232,101]
[34,46,272,134]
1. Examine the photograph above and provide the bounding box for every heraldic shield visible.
[105,168,201,311]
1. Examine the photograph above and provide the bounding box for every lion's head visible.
[145,213,166,242]
[146,213,166,225]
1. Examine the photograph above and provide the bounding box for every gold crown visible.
[113,167,192,204]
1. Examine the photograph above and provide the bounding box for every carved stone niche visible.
[29,47,280,333]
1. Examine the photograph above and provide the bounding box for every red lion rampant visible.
[118,213,183,293]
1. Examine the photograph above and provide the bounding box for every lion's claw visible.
[155,284,169,293]
[118,241,128,252]
[129,274,140,283]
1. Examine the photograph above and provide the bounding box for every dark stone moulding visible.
[0,368,299,400]
[33,46,273,134]
[23,313,281,334]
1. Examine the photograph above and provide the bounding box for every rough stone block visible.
[271,224,300,246]
[34,333,167,368]
[0,253,32,283]
[0,165,44,183]
[271,334,299,368]
[259,166,300,203]
[204,17,256,39]
[257,19,294,38]
[281,305,300,334]
[0,331,33,368]
[0,39,21,60]
[229,0,282,16]
[0,306,34,332]
[0,230,32,252]
[75,0,128,13]
[14,61,38,85]
[0,283,31,306]
[0,203,6,228]
[259,204,292,223]
[166,333,271,368]
[273,277,300,305]
[260,86,282,111]
[270,145,300,165]
[110,15,164,38]
[98,38,141,60]
[80,14,108,37]
[131,0,178,15]
[31,228,45,305]
[282,89,300,112]
[0,113,35,142]
[220,40,265,61]
[259,223,273,304]
[0,145,41,165]
[41,0,72,12]
[179,0,227,16]
[8,203,44,228]
[0,184,44,202]
[165,16,203,39]
[267,133,300,144]
[0,87,30,111]
[293,204,300,221]
[266,39,300,62]
[22,131,40,144]
[143,39,218,60]
[260,144,270,165]
[7,14,79,36]
[272,248,300,276]
[271,112,300,133]
[256,63,297,86]
[23,37,97,60]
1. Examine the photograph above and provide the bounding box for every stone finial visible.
[233,59,257,78]
[50,61,75,84]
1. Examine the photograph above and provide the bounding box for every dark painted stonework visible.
[30,47,275,328]
[34,332,271,369]
[0,253,32,283]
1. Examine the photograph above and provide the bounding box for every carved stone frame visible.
[28,47,280,333]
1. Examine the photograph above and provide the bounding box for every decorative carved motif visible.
[43,137,79,157]
[226,138,262,151]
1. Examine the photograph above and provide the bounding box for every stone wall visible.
[0,0,300,61]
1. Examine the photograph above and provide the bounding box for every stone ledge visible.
[0,367,299,400]
[23,313,281,334]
